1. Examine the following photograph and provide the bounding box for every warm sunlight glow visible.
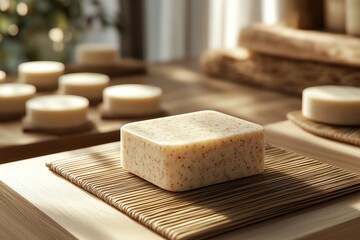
[16,2,28,16]
[0,0,10,11]
[262,0,278,25]
[49,28,64,43]
[8,24,19,36]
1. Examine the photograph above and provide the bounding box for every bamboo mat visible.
[0,181,75,240]
[46,143,360,240]
[287,111,360,147]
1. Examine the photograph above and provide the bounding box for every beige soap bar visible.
[0,70,6,83]
[75,43,119,66]
[103,84,162,117]
[0,83,36,115]
[18,61,64,91]
[26,95,89,129]
[302,86,360,125]
[121,110,265,192]
[59,73,109,102]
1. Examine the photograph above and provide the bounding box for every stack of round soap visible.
[0,70,6,83]
[18,61,65,91]
[26,95,89,129]
[302,85,360,125]
[59,73,109,103]
[0,83,36,120]
[103,84,162,117]
[75,43,119,66]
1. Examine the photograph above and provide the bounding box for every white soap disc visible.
[59,73,109,101]
[302,85,360,125]
[18,61,64,90]
[26,95,89,129]
[103,84,162,116]
[75,43,119,66]
[0,83,36,114]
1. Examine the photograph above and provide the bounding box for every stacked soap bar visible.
[121,110,265,192]
[302,86,360,125]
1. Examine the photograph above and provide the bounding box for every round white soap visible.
[26,95,89,129]
[0,83,36,114]
[302,85,360,125]
[0,70,6,83]
[103,84,162,116]
[18,61,65,91]
[59,73,109,102]
[75,43,119,66]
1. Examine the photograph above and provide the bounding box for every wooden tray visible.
[47,143,360,240]
[0,62,302,163]
[265,121,360,174]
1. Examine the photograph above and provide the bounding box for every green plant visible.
[0,0,119,73]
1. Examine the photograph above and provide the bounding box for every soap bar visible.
[302,86,360,125]
[59,73,109,103]
[0,70,6,83]
[18,61,64,91]
[121,110,265,192]
[0,83,36,115]
[26,95,89,129]
[103,84,162,117]
[75,43,119,66]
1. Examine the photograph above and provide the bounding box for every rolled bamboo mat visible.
[0,181,75,240]
[287,111,360,147]
[46,144,360,240]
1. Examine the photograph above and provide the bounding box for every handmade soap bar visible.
[0,70,6,83]
[0,83,36,115]
[103,84,162,116]
[121,110,265,192]
[26,95,89,129]
[302,86,360,125]
[59,73,109,102]
[75,43,119,66]
[18,61,64,91]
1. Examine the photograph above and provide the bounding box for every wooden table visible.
[0,61,301,163]
[1,142,360,240]
[2,62,359,239]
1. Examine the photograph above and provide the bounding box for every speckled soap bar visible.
[121,110,265,192]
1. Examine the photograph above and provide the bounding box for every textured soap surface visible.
[121,110,265,192]
[302,85,360,125]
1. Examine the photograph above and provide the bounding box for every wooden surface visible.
[1,143,360,240]
[265,121,360,174]
[65,59,146,77]
[0,61,301,163]
[0,181,76,240]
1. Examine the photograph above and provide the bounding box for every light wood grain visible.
[0,181,76,240]
[1,143,360,240]
[0,61,301,163]
[265,120,360,174]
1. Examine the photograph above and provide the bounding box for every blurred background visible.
[0,0,350,72]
